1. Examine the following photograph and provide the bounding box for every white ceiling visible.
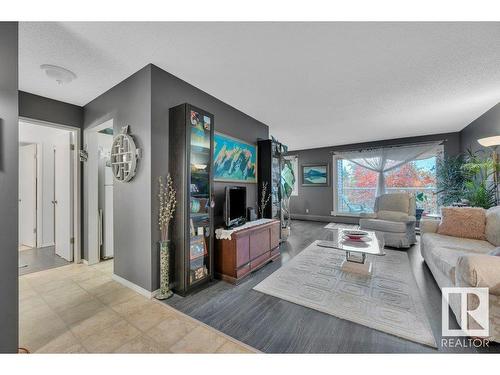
[19,22,500,150]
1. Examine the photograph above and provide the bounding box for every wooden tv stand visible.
[215,220,280,284]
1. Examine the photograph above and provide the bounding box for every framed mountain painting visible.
[213,132,257,183]
[302,163,329,186]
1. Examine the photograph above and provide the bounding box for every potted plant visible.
[258,181,271,219]
[436,154,466,206]
[156,174,176,300]
[415,191,428,222]
[462,149,499,209]
[435,149,499,209]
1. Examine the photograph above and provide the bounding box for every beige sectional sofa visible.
[420,206,500,343]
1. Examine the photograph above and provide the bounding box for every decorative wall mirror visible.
[110,125,141,182]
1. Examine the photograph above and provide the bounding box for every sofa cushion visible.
[376,193,410,213]
[422,232,495,255]
[456,254,500,295]
[377,210,412,222]
[423,244,465,281]
[437,207,486,240]
[486,206,500,246]
[359,218,408,233]
[421,233,492,281]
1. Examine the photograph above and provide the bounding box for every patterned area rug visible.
[254,241,437,347]
[324,222,359,230]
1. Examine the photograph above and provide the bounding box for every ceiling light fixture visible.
[477,135,500,148]
[40,64,77,85]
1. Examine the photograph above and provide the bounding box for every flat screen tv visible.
[224,186,247,228]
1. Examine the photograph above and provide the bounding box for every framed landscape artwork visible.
[302,163,329,186]
[213,132,257,183]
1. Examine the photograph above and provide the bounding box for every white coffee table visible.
[317,229,385,276]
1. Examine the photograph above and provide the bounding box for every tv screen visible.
[225,186,247,227]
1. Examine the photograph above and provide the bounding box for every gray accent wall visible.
[288,132,461,222]
[150,65,268,290]
[460,102,500,153]
[0,21,19,353]
[19,91,83,129]
[84,64,269,292]
[84,65,152,291]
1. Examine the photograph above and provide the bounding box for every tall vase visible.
[156,240,173,300]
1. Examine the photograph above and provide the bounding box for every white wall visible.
[19,121,70,248]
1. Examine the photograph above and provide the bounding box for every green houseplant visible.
[436,153,466,207]
[435,149,498,209]
[462,149,498,209]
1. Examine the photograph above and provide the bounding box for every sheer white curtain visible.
[335,142,441,196]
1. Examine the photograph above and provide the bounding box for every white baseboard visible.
[291,213,332,222]
[292,213,359,224]
[112,273,157,299]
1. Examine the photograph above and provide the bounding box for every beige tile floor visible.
[19,260,257,353]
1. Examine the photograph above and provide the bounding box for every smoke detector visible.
[40,64,77,85]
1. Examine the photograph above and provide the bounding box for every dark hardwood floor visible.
[163,220,499,353]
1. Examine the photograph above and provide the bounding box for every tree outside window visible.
[337,157,438,215]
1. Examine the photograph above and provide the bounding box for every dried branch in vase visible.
[259,181,271,218]
[158,174,177,242]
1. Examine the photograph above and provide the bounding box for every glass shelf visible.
[188,108,212,287]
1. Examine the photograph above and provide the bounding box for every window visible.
[333,148,441,216]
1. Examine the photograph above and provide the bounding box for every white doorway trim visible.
[34,143,45,248]
[19,143,38,248]
[19,116,82,265]
[84,119,114,265]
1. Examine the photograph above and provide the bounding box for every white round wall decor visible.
[110,125,142,182]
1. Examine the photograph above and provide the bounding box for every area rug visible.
[253,241,437,347]
[324,222,359,230]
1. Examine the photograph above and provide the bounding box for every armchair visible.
[359,193,417,248]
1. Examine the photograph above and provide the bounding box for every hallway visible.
[19,246,70,276]
[19,260,256,353]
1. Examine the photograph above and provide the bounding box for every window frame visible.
[332,155,362,217]
[332,147,443,217]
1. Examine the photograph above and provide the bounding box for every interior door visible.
[19,144,37,248]
[54,132,74,261]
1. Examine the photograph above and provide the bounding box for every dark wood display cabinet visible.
[169,103,215,296]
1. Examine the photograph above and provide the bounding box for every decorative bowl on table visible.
[342,229,370,242]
